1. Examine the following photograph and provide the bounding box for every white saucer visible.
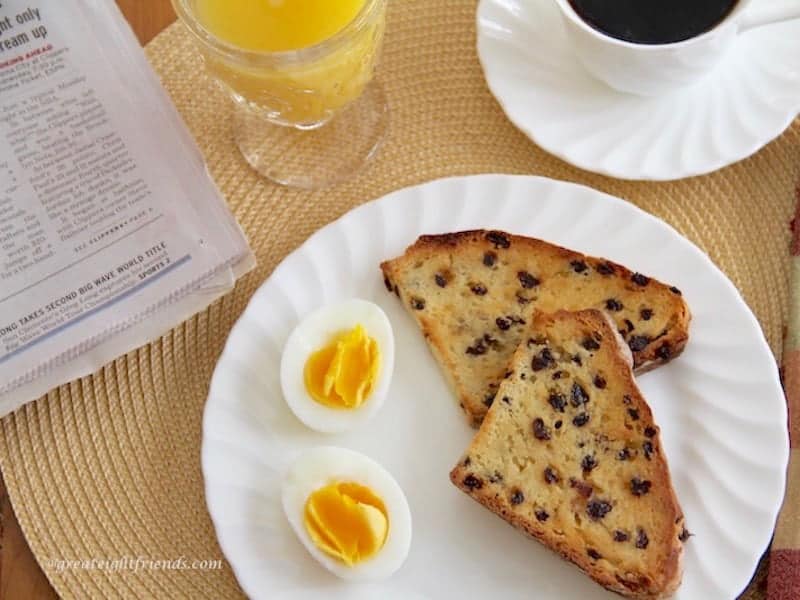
[477,0,800,180]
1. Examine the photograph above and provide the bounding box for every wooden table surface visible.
[0,4,176,598]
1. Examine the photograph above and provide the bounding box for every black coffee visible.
[567,0,738,45]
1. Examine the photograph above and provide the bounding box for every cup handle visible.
[739,0,800,32]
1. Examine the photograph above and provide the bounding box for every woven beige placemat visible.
[0,1,797,598]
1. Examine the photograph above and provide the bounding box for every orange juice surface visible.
[194,0,385,125]
[195,0,366,52]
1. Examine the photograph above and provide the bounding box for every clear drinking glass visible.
[172,0,388,189]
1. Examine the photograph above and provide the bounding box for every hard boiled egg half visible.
[282,446,412,580]
[280,299,394,433]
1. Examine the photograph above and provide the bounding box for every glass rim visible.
[171,0,384,65]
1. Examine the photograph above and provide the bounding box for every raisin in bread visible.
[380,230,690,426]
[450,309,686,599]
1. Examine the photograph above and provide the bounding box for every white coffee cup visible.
[554,0,800,96]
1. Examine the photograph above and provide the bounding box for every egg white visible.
[280,299,394,433]
[281,446,412,581]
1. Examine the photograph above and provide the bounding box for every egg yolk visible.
[303,325,380,409]
[303,482,389,566]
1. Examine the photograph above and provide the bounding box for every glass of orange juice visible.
[172,0,388,189]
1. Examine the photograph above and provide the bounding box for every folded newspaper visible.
[0,1,255,414]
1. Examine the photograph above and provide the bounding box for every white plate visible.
[476,0,800,180]
[203,175,788,599]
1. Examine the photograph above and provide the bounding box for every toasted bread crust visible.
[382,230,691,426]
[450,309,685,598]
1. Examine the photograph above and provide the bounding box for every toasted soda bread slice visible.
[450,309,686,599]
[381,230,690,426]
